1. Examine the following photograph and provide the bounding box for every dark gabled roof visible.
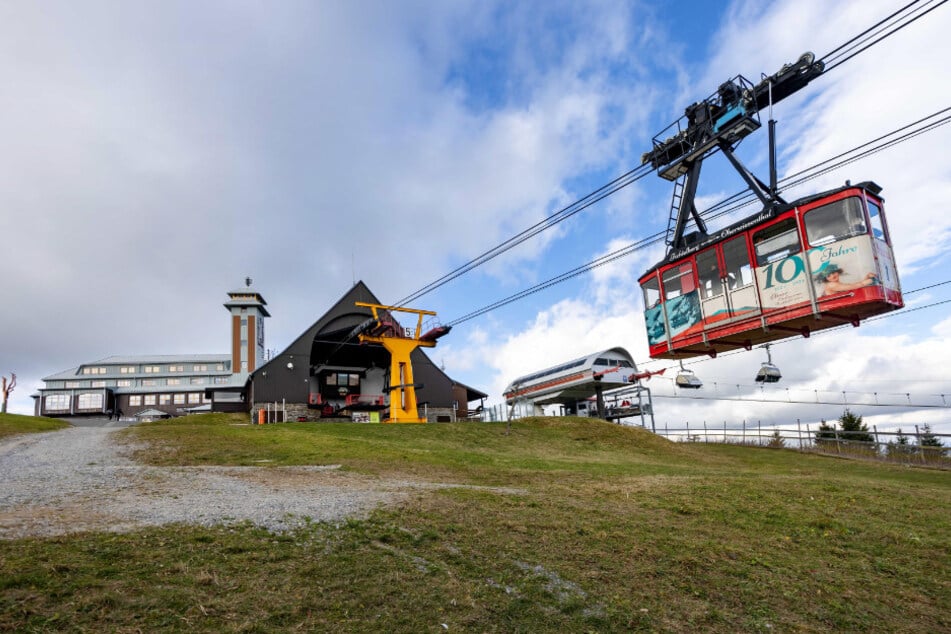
[250,280,487,404]
[453,380,489,402]
[252,280,383,377]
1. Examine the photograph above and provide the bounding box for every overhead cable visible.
[447,107,951,325]
[820,0,948,73]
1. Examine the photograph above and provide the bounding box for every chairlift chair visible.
[754,344,782,383]
[675,361,703,389]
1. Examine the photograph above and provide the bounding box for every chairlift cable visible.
[643,296,951,374]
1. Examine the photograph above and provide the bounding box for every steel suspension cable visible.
[820,0,948,73]
[393,163,653,307]
[447,108,951,325]
[397,1,946,312]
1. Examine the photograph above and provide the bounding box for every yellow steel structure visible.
[354,302,440,424]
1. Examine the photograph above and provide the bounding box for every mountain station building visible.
[33,281,486,422]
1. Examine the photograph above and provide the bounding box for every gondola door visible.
[696,247,728,327]
[722,234,760,322]
[696,235,759,330]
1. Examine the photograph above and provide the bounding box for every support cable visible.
[396,1,947,311]
[446,109,951,325]
[820,0,948,73]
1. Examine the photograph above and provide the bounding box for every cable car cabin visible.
[639,181,903,359]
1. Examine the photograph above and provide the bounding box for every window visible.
[214,377,230,384]
[325,373,361,388]
[45,394,70,411]
[868,199,887,242]
[129,395,142,406]
[241,361,248,371]
[117,379,132,387]
[77,393,103,410]
[64,381,83,388]
[722,235,754,288]
[168,365,184,373]
[190,377,206,385]
[662,262,696,300]
[81,367,106,375]
[91,380,106,388]
[193,364,207,372]
[173,394,185,405]
[641,275,661,309]
[167,378,182,386]
[159,394,171,405]
[804,197,867,247]
[144,366,161,374]
[753,219,801,266]
[144,395,156,405]
[142,379,158,387]
[696,249,723,299]
[216,363,226,371]
[188,393,201,404]
[120,366,136,374]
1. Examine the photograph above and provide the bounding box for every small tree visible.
[919,423,944,447]
[838,408,873,444]
[0,373,15,414]
[815,419,837,446]
[886,428,913,458]
[918,423,946,459]
[767,430,785,448]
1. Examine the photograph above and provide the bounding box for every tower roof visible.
[224,284,270,316]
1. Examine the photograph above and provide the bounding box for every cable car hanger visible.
[642,52,825,261]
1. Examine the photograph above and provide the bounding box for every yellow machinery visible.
[354,302,448,423]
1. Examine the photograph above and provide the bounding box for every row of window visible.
[80,363,228,376]
[61,377,230,389]
[128,393,204,406]
[44,391,206,412]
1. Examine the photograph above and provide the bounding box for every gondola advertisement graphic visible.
[644,235,893,348]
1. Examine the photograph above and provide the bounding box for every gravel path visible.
[0,427,423,539]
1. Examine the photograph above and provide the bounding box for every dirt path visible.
[0,427,419,539]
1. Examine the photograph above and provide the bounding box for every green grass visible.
[1,414,948,632]
[0,412,70,439]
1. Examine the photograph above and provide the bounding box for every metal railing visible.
[652,420,950,466]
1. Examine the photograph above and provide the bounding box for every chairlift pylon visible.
[754,343,782,383]
[675,360,703,389]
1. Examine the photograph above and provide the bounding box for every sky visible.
[2,0,949,436]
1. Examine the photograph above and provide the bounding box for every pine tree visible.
[887,428,912,458]
[919,423,944,447]
[918,424,946,458]
[815,419,836,446]
[838,408,873,444]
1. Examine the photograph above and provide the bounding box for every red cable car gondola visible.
[638,53,903,360]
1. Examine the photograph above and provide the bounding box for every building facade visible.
[33,284,265,419]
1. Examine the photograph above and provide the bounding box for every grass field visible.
[0,412,70,439]
[1,414,948,632]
